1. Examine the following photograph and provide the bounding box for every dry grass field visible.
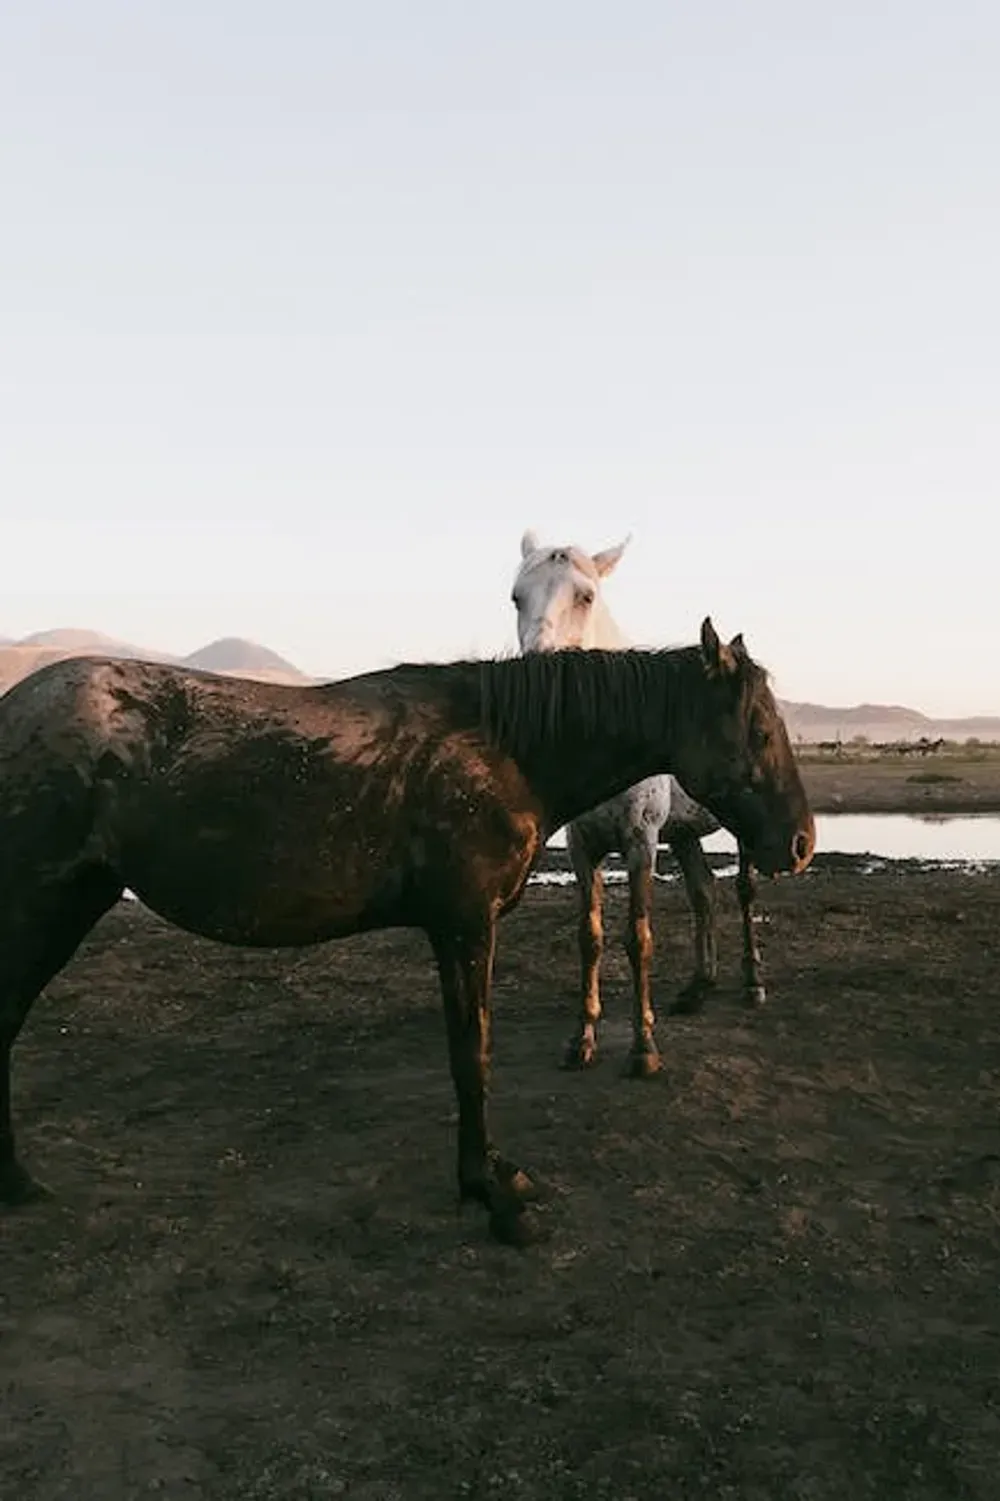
[798,742,1000,815]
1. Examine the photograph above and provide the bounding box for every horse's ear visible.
[520,529,540,559]
[730,632,748,662]
[701,616,737,677]
[592,534,631,577]
[700,617,721,671]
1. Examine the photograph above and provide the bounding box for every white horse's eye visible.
[575,587,595,607]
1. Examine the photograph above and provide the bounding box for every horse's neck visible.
[585,597,630,652]
[487,651,694,835]
[541,737,671,832]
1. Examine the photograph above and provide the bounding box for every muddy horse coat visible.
[0,624,814,1244]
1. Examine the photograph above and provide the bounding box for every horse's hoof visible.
[668,979,714,1016]
[624,1048,663,1079]
[492,1157,538,1203]
[489,1204,545,1248]
[743,984,767,1008]
[0,1162,52,1209]
[561,1039,598,1070]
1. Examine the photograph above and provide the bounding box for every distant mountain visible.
[183,637,307,682]
[780,700,1000,745]
[15,627,177,663]
[19,627,128,650]
[0,629,309,696]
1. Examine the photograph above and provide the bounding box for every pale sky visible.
[1,2,996,714]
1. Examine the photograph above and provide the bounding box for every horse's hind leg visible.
[0,865,123,1207]
[667,829,718,1015]
[562,830,604,1070]
[623,834,662,1078]
[430,914,537,1248]
[737,844,766,1007]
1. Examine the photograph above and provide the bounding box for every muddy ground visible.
[2,859,999,1500]
[799,749,1000,815]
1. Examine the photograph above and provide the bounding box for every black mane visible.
[476,647,706,762]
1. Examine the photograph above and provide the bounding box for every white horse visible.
[511,529,765,1074]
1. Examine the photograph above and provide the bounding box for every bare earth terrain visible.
[2,860,999,1499]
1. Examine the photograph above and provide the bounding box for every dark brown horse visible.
[0,619,814,1245]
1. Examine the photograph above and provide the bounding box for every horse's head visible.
[673,619,815,877]
[512,529,630,652]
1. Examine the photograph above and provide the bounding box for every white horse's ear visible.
[520,529,540,559]
[592,534,631,577]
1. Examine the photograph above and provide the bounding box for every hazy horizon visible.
[4,620,1000,723]
[2,3,996,717]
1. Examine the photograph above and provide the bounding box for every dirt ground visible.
[2,859,999,1500]
[799,748,1000,815]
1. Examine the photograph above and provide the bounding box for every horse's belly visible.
[128,880,375,948]
[121,829,405,948]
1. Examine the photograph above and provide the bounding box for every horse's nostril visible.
[792,831,811,865]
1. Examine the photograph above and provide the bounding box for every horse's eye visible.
[511,590,520,606]
[575,588,594,608]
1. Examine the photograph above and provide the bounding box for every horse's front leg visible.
[0,1041,46,1207]
[623,836,662,1077]
[430,917,538,1247]
[737,844,766,1007]
[563,830,604,1070]
[667,830,718,1015]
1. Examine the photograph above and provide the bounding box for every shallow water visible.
[705,812,1000,864]
[538,812,1000,886]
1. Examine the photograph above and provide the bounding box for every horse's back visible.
[1,655,314,757]
[0,655,301,851]
[0,652,113,721]
[0,655,132,771]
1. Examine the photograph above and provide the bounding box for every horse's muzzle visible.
[790,825,815,874]
[739,808,816,878]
